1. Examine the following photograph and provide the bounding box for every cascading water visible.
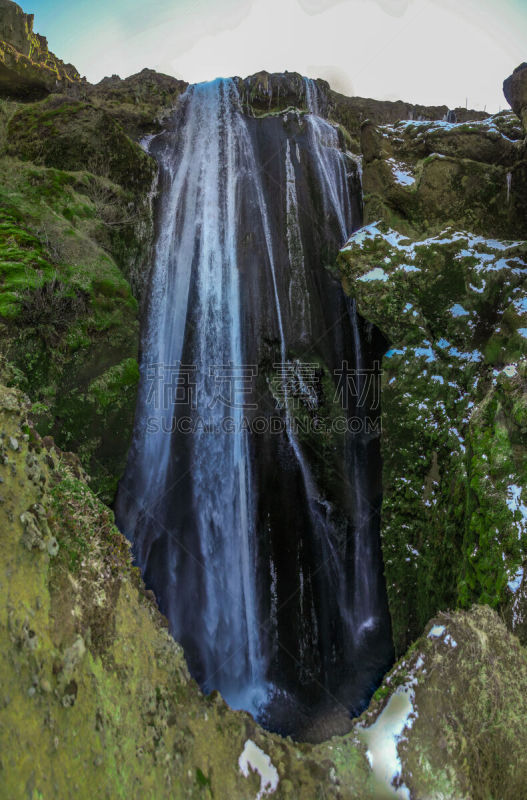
[116,74,393,737]
[117,79,267,713]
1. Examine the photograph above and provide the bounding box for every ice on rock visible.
[239,740,279,800]
[359,267,389,282]
[428,624,445,638]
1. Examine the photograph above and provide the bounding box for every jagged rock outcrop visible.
[0,0,82,99]
[2,378,527,799]
[87,68,188,139]
[504,62,527,133]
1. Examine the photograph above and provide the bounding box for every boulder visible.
[504,62,527,133]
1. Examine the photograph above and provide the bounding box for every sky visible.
[25,0,527,110]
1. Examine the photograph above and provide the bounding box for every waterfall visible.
[302,76,384,656]
[304,77,321,116]
[117,75,393,734]
[116,79,267,714]
[348,299,378,640]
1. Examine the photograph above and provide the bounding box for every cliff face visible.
[0,0,81,99]
[336,69,527,656]
[1,1,527,796]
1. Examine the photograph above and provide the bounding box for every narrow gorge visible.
[116,77,393,736]
[2,1,527,796]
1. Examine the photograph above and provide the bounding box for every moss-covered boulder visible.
[0,0,82,100]
[337,223,527,654]
[360,115,527,240]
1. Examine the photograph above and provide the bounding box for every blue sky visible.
[26,0,527,110]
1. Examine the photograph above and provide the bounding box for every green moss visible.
[337,224,527,653]
[0,87,158,502]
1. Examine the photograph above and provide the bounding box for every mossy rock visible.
[6,94,156,195]
[337,224,527,653]
[0,157,148,503]
[360,116,526,239]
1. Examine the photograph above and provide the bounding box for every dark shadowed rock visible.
[504,62,527,132]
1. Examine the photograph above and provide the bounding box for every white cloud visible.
[44,0,526,111]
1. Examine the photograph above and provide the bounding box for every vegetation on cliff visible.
[0,89,154,501]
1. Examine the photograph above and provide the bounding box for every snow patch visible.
[508,567,524,594]
[387,158,415,186]
[451,303,469,317]
[428,624,445,638]
[359,267,389,282]
[238,740,279,800]
[359,680,417,799]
